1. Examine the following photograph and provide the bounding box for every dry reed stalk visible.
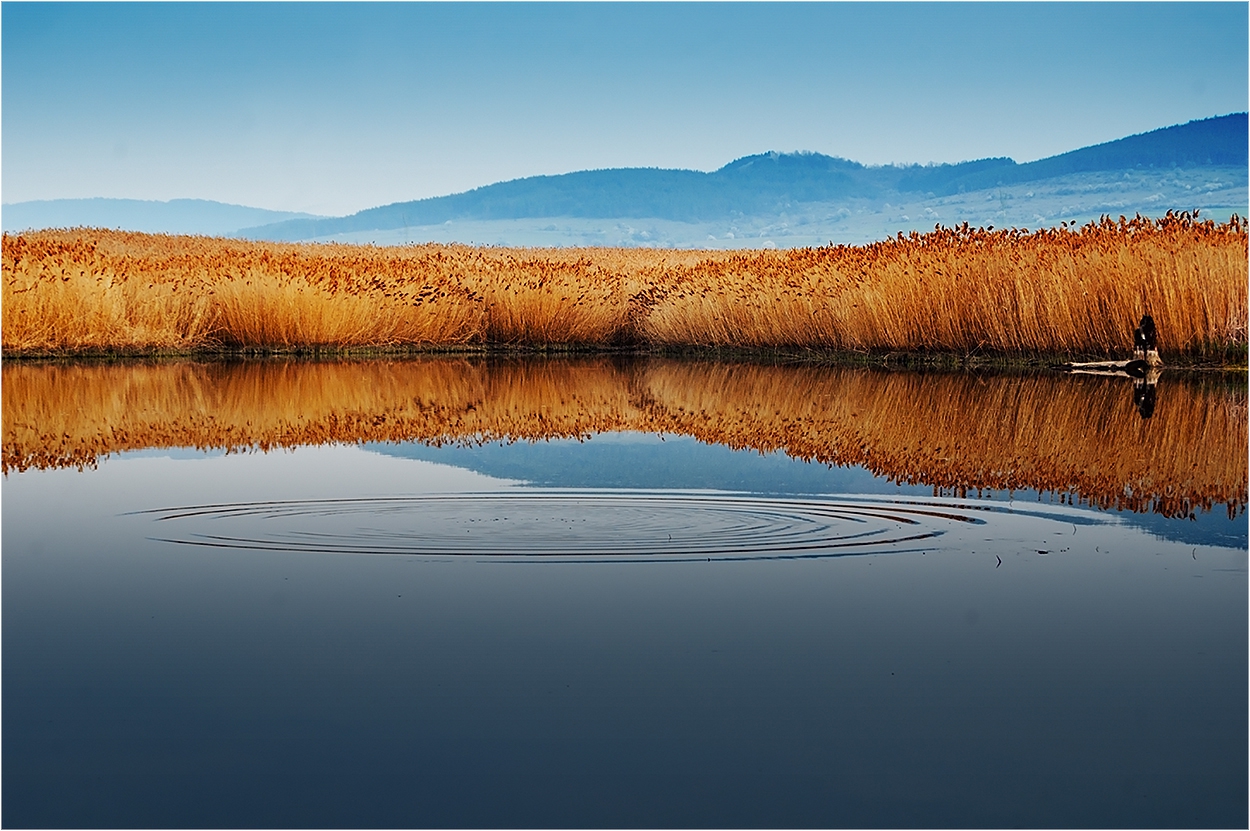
[640,215,1247,357]
[467,256,631,344]
[3,214,1245,356]
[208,267,482,348]
[0,233,215,351]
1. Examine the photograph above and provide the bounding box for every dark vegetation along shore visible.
[2,213,1245,363]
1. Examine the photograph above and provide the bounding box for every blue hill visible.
[240,113,1246,241]
[1,198,321,236]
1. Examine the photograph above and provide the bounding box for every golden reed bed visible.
[4,358,1244,519]
[2,213,1245,357]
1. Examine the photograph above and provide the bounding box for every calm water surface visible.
[3,358,1246,828]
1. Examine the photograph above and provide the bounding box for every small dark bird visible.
[1133,314,1157,356]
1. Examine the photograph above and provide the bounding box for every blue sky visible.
[3,2,1246,216]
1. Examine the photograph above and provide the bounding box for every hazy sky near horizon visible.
[4,2,1247,216]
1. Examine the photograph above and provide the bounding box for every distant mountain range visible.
[1,198,321,237]
[4,113,1245,248]
[240,113,1247,242]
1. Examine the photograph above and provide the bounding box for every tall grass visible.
[641,215,1248,355]
[3,213,1245,357]
[4,358,1244,517]
[1,233,484,352]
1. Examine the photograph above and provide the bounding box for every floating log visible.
[1059,359,1156,378]
[1056,315,1163,376]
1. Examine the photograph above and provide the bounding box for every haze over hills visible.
[1,198,321,237]
[243,113,1247,242]
[5,114,1246,248]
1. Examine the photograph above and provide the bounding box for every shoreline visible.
[3,343,1245,374]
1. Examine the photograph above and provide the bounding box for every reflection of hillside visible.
[3,358,1244,518]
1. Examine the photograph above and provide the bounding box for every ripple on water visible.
[134,492,995,562]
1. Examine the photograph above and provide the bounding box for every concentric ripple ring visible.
[134,492,987,562]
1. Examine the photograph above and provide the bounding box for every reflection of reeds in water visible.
[3,359,1244,517]
[0,359,641,472]
[4,214,1246,357]
[637,364,1246,518]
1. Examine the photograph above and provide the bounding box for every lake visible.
[3,357,1246,828]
